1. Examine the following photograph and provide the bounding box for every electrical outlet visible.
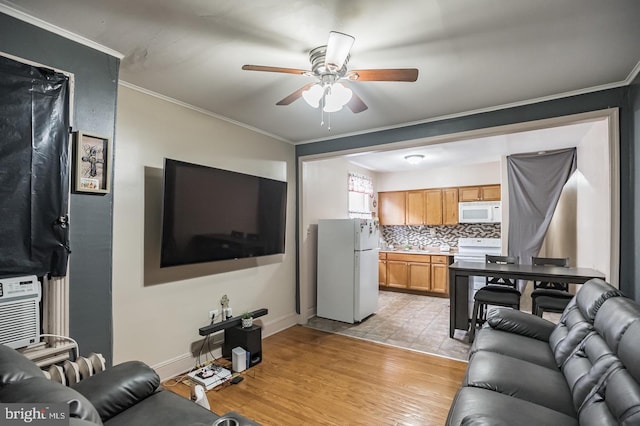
[209,309,219,321]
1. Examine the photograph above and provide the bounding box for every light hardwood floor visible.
[164,325,467,425]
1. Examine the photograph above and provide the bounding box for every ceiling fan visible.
[242,31,418,116]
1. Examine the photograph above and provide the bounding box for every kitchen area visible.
[299,118,614,360]
[377,184,502,299]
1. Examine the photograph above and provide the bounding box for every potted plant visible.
[241,312,253,328]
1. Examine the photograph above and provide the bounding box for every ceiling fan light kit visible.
[404,154,425,165]
[242,31,419,128]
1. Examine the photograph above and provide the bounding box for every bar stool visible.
[530,256,572,317]
[468,255,520,343]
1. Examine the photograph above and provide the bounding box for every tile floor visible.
[306,291,471,361]
[306,289,562,362]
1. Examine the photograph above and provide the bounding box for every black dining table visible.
[448,261,606,337]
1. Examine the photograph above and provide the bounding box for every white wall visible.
[299,157,376,320]
[575,120,610,279]
[112,85,297,379]
[376,161,500,192]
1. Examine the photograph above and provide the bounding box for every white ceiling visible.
[1,0,639,145]
[344,119,602,173]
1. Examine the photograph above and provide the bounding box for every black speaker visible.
[223,325,262,368]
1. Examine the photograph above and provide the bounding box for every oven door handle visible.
[453,255,487,262]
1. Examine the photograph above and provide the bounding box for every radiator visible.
[0,275,41,349]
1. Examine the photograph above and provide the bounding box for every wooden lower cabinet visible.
[381,253,450,296]
[378,260,387,287]
[430,262,449,294]
[408,262,431,291]
[386,260,408,289]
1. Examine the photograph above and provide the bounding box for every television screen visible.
[160,159,287,267]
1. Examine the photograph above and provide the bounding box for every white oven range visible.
[454,238,502,311]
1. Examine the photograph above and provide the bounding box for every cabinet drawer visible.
[387,253,430,263]
[431,255,449,264]
[379,252,387,260]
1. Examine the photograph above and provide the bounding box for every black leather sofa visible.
[446,278,640,425]
[0,344,220,425]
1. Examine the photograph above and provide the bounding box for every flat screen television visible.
[160,159,287,267]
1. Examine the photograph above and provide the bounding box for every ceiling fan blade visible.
[346,90,368,113]
[347,68,419,82]
[276,83,317,106]
[325,31,355,71]
[242,65,309,75]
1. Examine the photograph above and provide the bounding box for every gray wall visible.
[297,87,639,299]
[631,77,640,300]
[0,12,118,363]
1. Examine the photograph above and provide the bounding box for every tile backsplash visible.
[381,223,501,248]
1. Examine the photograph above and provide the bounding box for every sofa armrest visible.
[486,308,555,342]
[0,377,102,424]
[72,361,160,422]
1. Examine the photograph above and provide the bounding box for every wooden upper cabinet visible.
[405,191,425,225]
[380,184,499,225]
[459,185,501,202]
[424,189,443,225]
[459,186,482,202]
[442,188,459,225]
[379,191,406,225]
[481,185,501,201]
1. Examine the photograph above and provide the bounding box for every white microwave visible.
[458,201,501,223]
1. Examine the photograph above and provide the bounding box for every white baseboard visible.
[152,312,298,381]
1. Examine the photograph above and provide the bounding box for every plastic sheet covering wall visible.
[0,55,70,277]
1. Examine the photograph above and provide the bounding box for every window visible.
[348,173,373,219]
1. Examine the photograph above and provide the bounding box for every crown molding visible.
[0,4,124,59]
[118,80,292,144]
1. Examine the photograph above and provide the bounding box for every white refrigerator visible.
[316,219,379,323]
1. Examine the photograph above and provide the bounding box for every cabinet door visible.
[407,262,431,291]
[442,188,459,225]
[406,191,425,225]
[481,185,501,201]
[379,192,406,225]
[386,260,408,288]
[424,189,443,225]
[378,260,387,287]
[459,186,481,202]
[430,262,449,295]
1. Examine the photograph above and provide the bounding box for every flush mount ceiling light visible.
[404,154,425,165]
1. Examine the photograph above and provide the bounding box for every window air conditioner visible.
[0,275,40,349]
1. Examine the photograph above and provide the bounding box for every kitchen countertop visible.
[380,247,458,256]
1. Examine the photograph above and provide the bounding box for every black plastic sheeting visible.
[0,55,70,277]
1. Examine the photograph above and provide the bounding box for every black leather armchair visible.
[0,345,220,425]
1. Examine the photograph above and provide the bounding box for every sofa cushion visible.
[593,297,640,354]
[550,305,594,366]
[617,318,640,380]
[0,376,102,424]
[575,279,623,321]
[72,361,160,422]
[562,333,621,410]
[464,351,575,417]
[578,365,640,426]
[0,344,45,387]
[446,387,578,426]
[485,308,555,341]
[470,328,557,370]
